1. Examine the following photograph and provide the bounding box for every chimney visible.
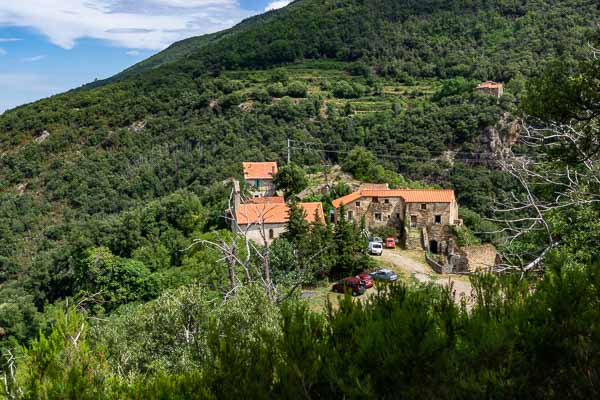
[271,165,276,176]
[233,179,241,213]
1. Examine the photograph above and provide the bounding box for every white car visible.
[368,242,383,256]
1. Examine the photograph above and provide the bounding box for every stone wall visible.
[405,202,457,253]
[461,244,498,272]
[342,195,404,230]
[336,196,459,252]
[233,222,286,245]
[404,202,455,230]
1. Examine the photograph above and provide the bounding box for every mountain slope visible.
[97,5,294,85]
[0,0,598,350]
[117,0,597,82]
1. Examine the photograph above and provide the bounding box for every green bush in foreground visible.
[5,252,599,399]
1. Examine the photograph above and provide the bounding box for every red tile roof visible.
[476,81,503,89]
[332,188,455,208]
[243,162,278,180]
[235,202,324,225]
[248,196,285,204]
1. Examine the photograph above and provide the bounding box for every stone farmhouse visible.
[243,161,278,197]
[332,187,461,254]
[475,81,504,98]
[229,180,324,245]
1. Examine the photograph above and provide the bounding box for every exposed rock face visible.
[130,120,147,133]
[16,183,27,195]
[238,101,254,112]
[473,112,521,163]
[34,130,50,143]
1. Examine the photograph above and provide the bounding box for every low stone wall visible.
[461,244,497,272]
[426,253,449,274]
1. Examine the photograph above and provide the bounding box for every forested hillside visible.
[1,0,600,397]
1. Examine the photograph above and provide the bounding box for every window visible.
[396,213,400,219]
[269,229,274,239]
[410,215,417,228]
[384,198,390,204]
[372,197,379,203]
[375,213,382,221]
[254,180,261,188]
[435,215,442,224]
[348,211,353,220]
[355,201,361,207]
[421,203,427,210]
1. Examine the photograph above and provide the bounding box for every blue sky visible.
[0,0,291,113]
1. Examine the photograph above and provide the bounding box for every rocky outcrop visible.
[34,130,50,143]
[472,112,521,164]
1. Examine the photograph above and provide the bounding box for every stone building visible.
[332,188,461,253]
[243,161,278,197]
[475,81,504,98]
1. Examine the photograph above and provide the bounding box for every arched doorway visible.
[429,240,438,254]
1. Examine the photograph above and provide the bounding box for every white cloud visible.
[21,55,46,62]
[126,50,141,56]
[0,37,22,42]
[265,0,290,11]
[0,48,6,56]
[0,1,256,50]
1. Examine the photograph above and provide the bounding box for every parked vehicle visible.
[332,277,366,295]
[368,242,383,256]
[356,273,374,288]
[385,237,396,249]
[369,269,398,282]
[369,236,383,244]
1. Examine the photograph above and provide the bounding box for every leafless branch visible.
[491,113,599,273]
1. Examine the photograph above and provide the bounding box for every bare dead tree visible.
[182,184,276,300]
[1,350,23,400]
[491,118,600,273]
[185,183,329,303]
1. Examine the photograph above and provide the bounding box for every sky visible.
[0,0,292,113]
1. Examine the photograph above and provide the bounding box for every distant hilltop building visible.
[243,161,278,197]
[475,81,504,98]
[332,187,461,254]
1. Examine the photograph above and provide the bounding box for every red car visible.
[356,273,374,288]
[385,237,396,249]
[332,277,366,296]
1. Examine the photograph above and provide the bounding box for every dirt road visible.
[378,249,473,301]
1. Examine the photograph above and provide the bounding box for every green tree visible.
[267,82,286,97]
[342,147,386,182]
[273,163,308,199]
[332,204,360,277]
[286,81,308,98]
[75,247,158,313]
[283,200,309,247]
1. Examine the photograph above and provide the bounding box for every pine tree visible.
[333,204,358,277]
[283,200,309,247]
[306,209,335,278]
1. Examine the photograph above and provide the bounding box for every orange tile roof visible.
[332,189,455,208]
[476,81,503,89]
[235,202,324,225]
[243,162,278,180]
[248,196,285,204]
